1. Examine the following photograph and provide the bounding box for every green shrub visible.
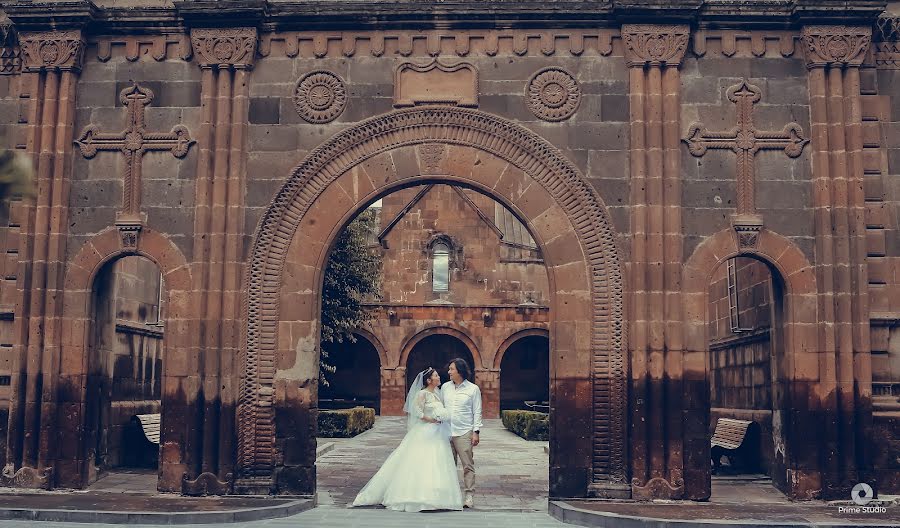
[501,410,549,441]
[317,407,375,438]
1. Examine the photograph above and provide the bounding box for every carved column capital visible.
[19,30,85,73]
[621,24,690,68]
[802,25,871,69]
[190,28,258,70]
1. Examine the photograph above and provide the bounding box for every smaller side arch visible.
[58,227,193,491]
[493,327,550,370]
[398,323,483,371]
[351,327,389,367]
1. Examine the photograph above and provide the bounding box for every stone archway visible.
[59,227,193,491]
[681,227,819,500]
[239,107,626,498]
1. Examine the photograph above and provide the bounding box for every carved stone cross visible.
[684,80,808,217]
[75,84,195,228]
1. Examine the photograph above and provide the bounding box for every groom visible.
[442,357,483,509]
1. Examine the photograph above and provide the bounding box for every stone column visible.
[621,24,689,500]
[380,367,407,416]
[476,368,500,419]
[802,25,873,498]
[1,29,85,490]
[186,28,257,494]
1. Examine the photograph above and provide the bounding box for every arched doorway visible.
[84,255,165,489]
[499,333,550,412]
[681,228,819,500]
[406,333,476,390]
[241,107,625,498]
[707,256,785,486]
[320,333,382,414]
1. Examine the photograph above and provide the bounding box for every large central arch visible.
[238,107,627,497]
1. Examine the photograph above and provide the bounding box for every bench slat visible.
[711,418,752,450]
[134,413,161,445]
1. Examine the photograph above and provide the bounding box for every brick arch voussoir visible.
[242,106,627,486]
[494,327,551,370]
[398,324,484,371]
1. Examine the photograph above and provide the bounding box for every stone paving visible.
[316,416,550,511]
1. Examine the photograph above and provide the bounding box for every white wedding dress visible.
[352,389,463,512]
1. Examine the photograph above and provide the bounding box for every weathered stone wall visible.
[70,48,200,260]
[681,53,813,260]
[377,184,548,306]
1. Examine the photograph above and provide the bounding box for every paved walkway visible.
[317,416,550,510]
[0,507,569,527]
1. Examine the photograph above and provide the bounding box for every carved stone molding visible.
[394,59,478,108]
[96,35,192,63]
[692,30,799,59]
[802,26,871,68]
[622,24,689,67]
[19,30,85,73]
[75,83,196,224]
[191,28,257,69]
[631,476,685,500]
[526,67,581,122]
[684,80,808,216]
[182,472,233,496]
[294,70,347,124]
[0,464,53,490]
[875,16,900,69]
[419,143,445,174]
[0,24,20,75]
[732,214,764,250]
[258,30,619,59]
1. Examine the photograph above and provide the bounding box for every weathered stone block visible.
[249,125,299,151]
[249,97,280,125]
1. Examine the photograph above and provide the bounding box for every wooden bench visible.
[710,418,754,473]
[132,413,160,445]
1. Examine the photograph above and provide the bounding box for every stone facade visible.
[0,0,896,503]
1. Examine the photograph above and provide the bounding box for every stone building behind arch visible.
[0,0,896,503]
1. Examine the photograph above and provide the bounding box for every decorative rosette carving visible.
[294,70,347,124]
[802,26,871,68]
[622,24,690,67]
[191,28,257,69]
[19,31,85,72]
[526,67,581,122]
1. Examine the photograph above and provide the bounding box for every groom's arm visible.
[472,386,483,445]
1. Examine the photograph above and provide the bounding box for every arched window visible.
[432,242,450,292]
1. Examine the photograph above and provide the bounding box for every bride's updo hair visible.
[420,367,436,388]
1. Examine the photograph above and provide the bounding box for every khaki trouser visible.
[450,432,475,494]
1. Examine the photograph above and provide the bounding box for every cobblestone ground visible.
[317,416,550,511]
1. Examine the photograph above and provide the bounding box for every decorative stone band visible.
[19,30,85,73]
[621,24,689,68]
[191,27,258,70]
[802,25,871,68]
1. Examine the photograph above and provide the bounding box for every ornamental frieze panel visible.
[191,28,258,69]
[258,29,619,58]
[294,70,347,124]
[622,24,689,67]
[875,15,900,69]
[802,25,871,68]
[19,30,85,72]
[692,30,800,58]
[394,59,478,108]
[95,35,192,63]
[526,67,581,122]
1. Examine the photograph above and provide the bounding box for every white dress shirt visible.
[440,379,483,437]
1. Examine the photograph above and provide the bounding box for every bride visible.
[352,367,463,512]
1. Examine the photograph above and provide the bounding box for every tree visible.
[320,208,382,386]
